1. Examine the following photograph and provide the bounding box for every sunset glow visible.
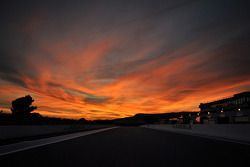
[1,0,250,119]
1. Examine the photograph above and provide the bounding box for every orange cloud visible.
[1,1,250,120]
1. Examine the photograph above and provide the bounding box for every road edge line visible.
[0,126,118,156]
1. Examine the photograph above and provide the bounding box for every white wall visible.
[143,124,250,142]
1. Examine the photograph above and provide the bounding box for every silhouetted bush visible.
[11,95,37,116]
[78,118,87,124]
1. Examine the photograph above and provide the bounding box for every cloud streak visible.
[0,0,250,119]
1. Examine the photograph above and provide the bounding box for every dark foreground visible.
[0,127,250,167]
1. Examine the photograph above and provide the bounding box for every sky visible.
[0,0,250,120]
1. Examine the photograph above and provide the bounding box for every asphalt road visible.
[0,127,250,167]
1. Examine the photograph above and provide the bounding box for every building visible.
[199,92,250,124]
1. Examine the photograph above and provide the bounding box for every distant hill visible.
[112,111,198,126]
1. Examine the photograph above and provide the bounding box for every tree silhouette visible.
[11,95,37,115]
[78,118,87,123]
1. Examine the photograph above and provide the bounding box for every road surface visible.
[0,127,250,167]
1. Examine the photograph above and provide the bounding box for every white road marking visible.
[0,126,118,156]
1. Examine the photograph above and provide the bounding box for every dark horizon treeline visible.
[0,111,195,126]
[0,112,88,125]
